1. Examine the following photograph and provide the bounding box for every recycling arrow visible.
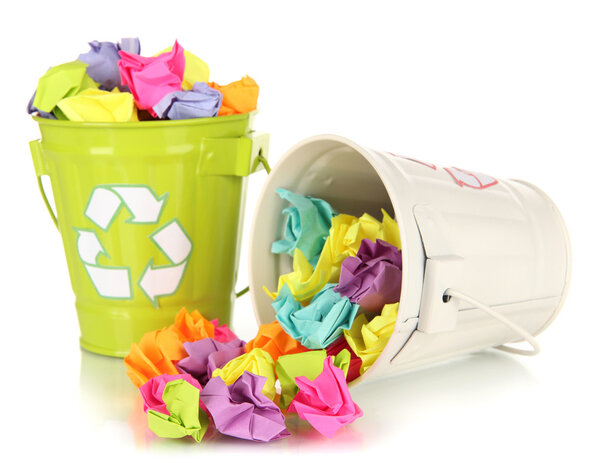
[76,229,107,264]
[75,184,192,307]
[84,185,168,230]
[138,260,188,306]
[139,219,193,306]
[75,228,132,299]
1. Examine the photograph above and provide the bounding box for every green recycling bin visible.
[29,112,269,358]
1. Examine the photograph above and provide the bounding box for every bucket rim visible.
[32,110,258,129]
[248,133,425,387]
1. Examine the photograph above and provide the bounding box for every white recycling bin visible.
[248,135,571,387]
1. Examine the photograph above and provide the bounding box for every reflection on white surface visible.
[79,348,536,453]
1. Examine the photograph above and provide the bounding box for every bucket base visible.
[76,299,233,358]
[80,338,129,358]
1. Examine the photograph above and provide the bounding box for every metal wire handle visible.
[444,288,541,356]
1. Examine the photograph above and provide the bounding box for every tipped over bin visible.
[249,135,570,386]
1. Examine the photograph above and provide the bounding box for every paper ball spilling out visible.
[244,320,308,362]
[210,348,278,401]
[124,308,235,388]
[140,373,208,415]
[146,378,211,443]
[28,38,259,122]
[201,372,290,442]
[335,238,402,312]
[288,357,363,438]
[344,303,399,374]
[273,283,359,349]
[271,188,337,267]
[176,338,246,386]
[276,349,353,410]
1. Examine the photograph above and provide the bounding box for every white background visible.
[1,1,598,461]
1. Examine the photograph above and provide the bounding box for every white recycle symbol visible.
[74,184,193,307]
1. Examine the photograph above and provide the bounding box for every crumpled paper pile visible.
[266,188,402,376]
[125,189,402,444]
[126,308,362,443]
[28,38,259,122]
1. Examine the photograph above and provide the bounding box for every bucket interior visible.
[275,143,394,277]
[250,137,404,384]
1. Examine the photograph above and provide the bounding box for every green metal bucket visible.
[29,112,269,358]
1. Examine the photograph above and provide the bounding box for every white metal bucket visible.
[248,135,571,387]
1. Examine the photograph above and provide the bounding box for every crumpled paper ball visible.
[125,328,187,388]
[27,92,56,119]
[170,308,215,342]
[208,76,259,116]
[55,88,138,122]
[210,319,239,343]
[125,308,227,388]
[273,283,359,349]
[288,356,363,438]
[344,302,398,374]
[265,209,401,302]
[147,378,210,443]
[139,373,208,415]
[335,238,402,312]
[176,337,246,386]
[276,349,353,410]
[153,82,222,120]
[201,372,290,442]
[155,45,209,90]
[244,320,308,363]
[271,188,336,267]
[118,40,185,117]
[78,38,140,90]
[31,60,99,115]
[211,348,276,400]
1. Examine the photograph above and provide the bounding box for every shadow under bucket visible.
[249,135,571,387]
[30,112,269,358]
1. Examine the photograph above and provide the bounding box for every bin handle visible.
[257,151,271,174]
[29,139,58,230]
[444,288,541,356]
[235,287,250,298]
